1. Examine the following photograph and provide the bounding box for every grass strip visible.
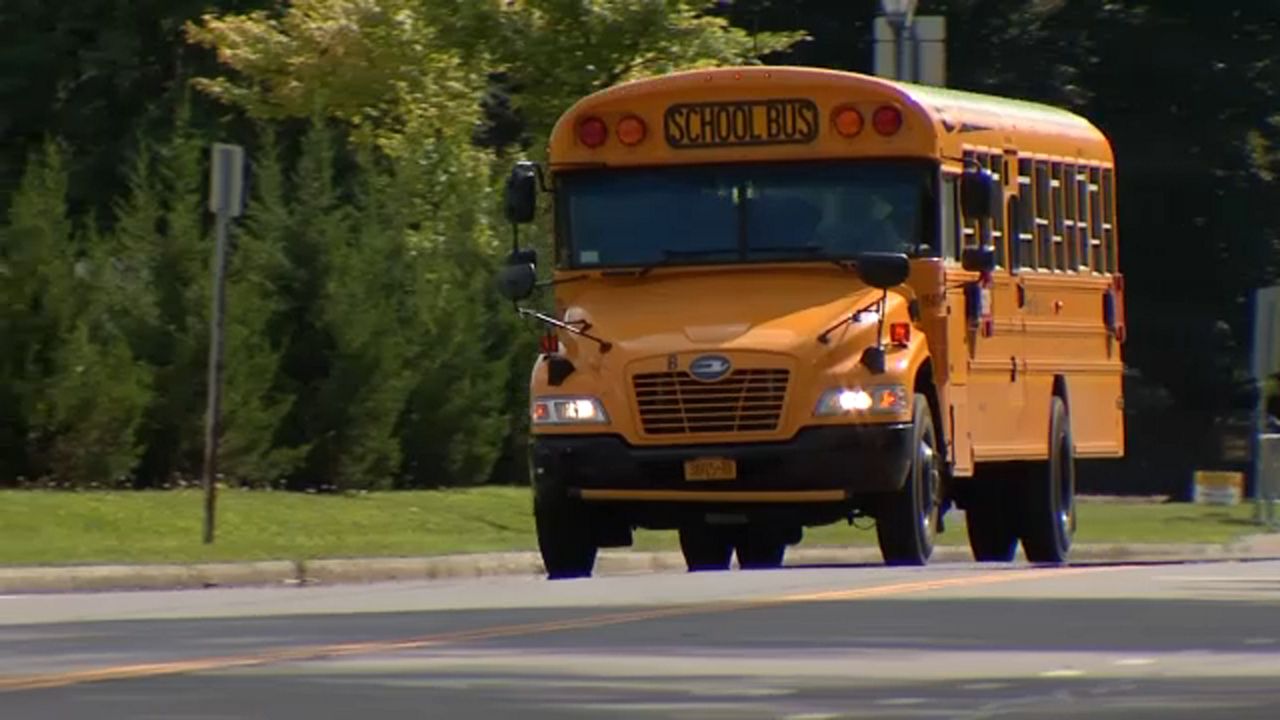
[0,489,1263,567]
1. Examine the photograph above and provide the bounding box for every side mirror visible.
[496,262,537,301]
[504,161,540,224]
[960,167,1002,220]
[855,252,910,290]
[961,245,996,273]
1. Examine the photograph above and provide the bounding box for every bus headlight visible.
[814,385,909,416]
[532,396,609,425]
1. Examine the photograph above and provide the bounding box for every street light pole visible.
[880,0,919,82]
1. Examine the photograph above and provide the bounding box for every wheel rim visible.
[918,433,940,545]
[1057,432,1075,540]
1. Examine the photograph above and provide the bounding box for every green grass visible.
[0,489,1266,567]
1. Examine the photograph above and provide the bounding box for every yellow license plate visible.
[683,457,737,482]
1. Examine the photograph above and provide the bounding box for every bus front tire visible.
[876,395,941,566]
[535,496,598,580]
[1019,397,1076,564]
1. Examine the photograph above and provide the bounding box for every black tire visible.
[876,394,942,566]
[964,469,1019,562]
[735,535,786,570]
[1019,396,1076,563]
[535,495,598,580]
[679,525,734,572]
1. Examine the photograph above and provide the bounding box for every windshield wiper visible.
[750,244,857,271]
[602,247,739,278]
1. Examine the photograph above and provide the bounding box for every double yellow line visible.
[0,565,1110,693]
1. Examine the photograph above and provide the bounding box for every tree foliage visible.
[5,0,1278,494]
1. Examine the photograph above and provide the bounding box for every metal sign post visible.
[1250,285,1280,527]
[203,143,245,544]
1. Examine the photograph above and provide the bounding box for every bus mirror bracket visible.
[960,167,1002,220]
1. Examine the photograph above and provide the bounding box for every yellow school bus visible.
[496,66,1125,579]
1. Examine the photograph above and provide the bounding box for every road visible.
[2,559,1279,719]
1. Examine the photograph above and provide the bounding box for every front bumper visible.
[531,423,914,504]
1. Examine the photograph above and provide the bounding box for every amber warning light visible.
[617,115,647,146]
[890,322,911,345]
[833,107,864,138]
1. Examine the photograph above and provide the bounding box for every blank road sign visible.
[208,143,245,218]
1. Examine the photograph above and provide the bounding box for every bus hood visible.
[553,269,900,360]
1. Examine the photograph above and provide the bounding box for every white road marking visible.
[1114,658,1156,666]
[1038,669,1085,678]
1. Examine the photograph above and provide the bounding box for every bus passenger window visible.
[1102,168,1117,273]
[1077,168,1092,271]
[1034,161,1051,270]
[1017,159,1036,269]
[941,174,959,260]
[1050,162,1065,271]
[961,151,981,251]
[1063,163,1077,271]
[988,153,1005,268]
[1088,167,1103,272]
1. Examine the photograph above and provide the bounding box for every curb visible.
[2,541,1277,595]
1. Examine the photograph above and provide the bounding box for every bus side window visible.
[1063,162,1077,272]
[1017,158,1036,270]
[1050,161,1065,271]
[1088,167,1103,272]
[988,153,1005,269]
[1034,160,1051,270]
[961,150,980,254]
[1102,168,1117,273]
[941,173,960,261]
[1075,166,1090,271]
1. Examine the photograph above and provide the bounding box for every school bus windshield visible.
[556,160,937,269]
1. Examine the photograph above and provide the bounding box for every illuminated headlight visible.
[532,397,609,425]
[814,386,909,416]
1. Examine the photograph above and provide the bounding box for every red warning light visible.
[577,116,608,148]
[872,105,903,135]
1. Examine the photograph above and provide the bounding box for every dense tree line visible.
[2,0,1278,493]
[0,0,793,490]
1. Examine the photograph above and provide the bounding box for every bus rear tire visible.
[735,535,786,570]
[1019,397,1076,564]
[679,524,734,572]
[964,470,1019,562]
[535,495,598,580]
[876,395,941,566]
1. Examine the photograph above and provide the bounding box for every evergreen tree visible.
[0,143,151,486]
[219,128,308,487]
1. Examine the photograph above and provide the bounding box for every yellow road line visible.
[0,565,1116,693]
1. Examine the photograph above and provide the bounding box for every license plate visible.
[683,457,737,482]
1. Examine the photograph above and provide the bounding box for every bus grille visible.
[633,369,790,435]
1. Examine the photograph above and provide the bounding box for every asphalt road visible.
[2,559,1280,719]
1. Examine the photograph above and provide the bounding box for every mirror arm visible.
[817,295,887,345]
[874,289,888,350]
[517,307,612,353]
